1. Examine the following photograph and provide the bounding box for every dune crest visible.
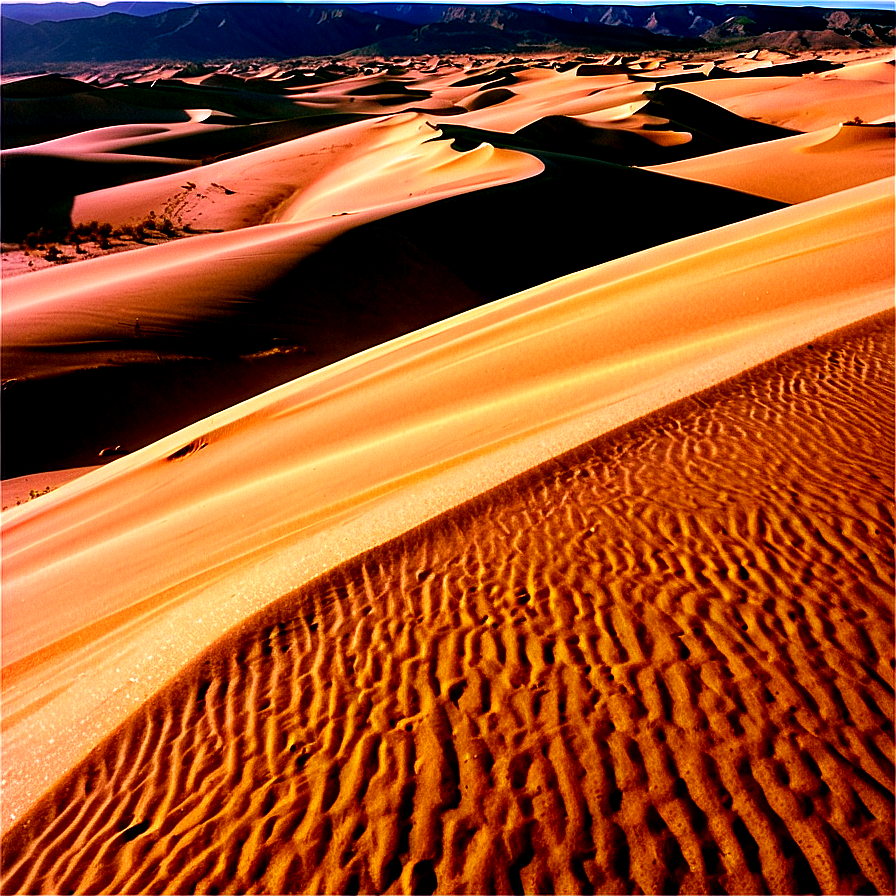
[675,54,894,130]
[68,112,543,233]
[3,311,892,894]
[648,123,894,203]
[2,175,892,832]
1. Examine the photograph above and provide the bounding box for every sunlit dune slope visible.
[675,57,895,130]
[428,78,797,168]
[648,122,895,203]
[61,70,799,232]
[2,309,892,895]
[1,176,892,833]
[1,137,784,478]
[67,112,541,232]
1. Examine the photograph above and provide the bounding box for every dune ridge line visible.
[1,171,893,832]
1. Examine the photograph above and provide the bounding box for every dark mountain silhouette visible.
[1,3,892,70]
[1,4,413,68]
[0,2,191,25]
[515,4,894,47]
[353,6,692,55]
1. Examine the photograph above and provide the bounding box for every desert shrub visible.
[74,220,99,239]
[23,227,59,248]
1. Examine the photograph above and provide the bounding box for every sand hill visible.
[1,46,893,895]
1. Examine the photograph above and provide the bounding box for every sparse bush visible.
[22,227,58,248]
[74,220,99,239]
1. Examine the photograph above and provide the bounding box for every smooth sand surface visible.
[647,123,895,203]
[1,51,894,891]
[69,112,543,232]
[2,174,892,835]
[0,466,103,511]
[675,53,895,130]
[3,311,892,894]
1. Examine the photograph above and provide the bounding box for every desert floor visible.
[1,47,894,895]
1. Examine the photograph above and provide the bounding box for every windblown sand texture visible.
[1,45,894,896]
[3,313,894,895]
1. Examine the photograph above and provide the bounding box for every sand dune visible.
[3,309,892,894]
[2,174,892,837]
[69,112,544,232]
[648,122,895,203]
[676,54,895,130]
[3,129,787,478]
[0,466,103,512]
[1,50,894,891]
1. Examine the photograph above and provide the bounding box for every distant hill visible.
[352,6,694,55]
[1,4,414,67]
[513,4,894,47]
[0,2,191,24]
[1,3,892,70]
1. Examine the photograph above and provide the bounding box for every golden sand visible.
[1,48,893,894]
[3,312,892,894]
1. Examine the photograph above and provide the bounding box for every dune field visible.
[1,43,894,895]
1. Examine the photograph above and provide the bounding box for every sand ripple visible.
[2,313,893,895]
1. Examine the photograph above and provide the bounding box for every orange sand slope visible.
[2,114,542,377]
[69,112,543,232]
[648,122,895,203]
[2,175,893,833]
[675,56,895,129]
[2,312,893,895]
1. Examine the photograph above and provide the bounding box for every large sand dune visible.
[3,310,893,895]
[1,48,894,894]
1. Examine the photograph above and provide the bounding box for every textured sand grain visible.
[2,173,891,836]
[3,312,892,896]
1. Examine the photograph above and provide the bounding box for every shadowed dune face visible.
[1,106,793,477]
[3,313,892,895]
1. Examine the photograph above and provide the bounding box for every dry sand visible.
[3,311,893,894]
[1,48,894,894]
[647,122,895,203]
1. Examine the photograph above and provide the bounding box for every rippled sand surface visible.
[3,312,893,895]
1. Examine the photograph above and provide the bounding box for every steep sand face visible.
[3,312,892,895]
[69,112,544,232]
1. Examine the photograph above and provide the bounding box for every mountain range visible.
[1,3,893,68]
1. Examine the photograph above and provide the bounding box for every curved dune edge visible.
[67,112,544,233]
[674,54,894,131]
[1,176,893,833]
[647,123,895,203]
[3,311,892,895]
